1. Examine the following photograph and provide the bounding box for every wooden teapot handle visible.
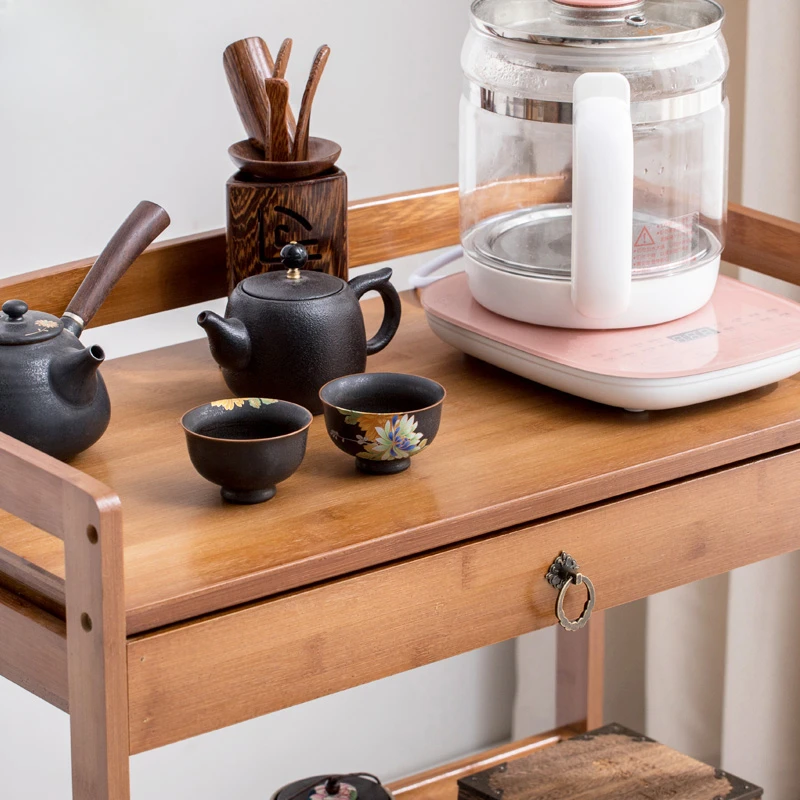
[62,201,170,336]
[348,267,402,356]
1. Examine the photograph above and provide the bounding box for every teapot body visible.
[0,200,170,460]
[0,334,110,461]
[222,281,370,414]
[200,260,402,415]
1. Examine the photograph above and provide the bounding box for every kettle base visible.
[465,253,721,329]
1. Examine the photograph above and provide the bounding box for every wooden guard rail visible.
[0,432,129,796]
[1,186,798,328]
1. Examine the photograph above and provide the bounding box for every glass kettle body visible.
[460,0,729,329]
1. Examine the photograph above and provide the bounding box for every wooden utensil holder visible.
[226,167,348,291]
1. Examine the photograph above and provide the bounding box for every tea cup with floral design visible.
[319,373,445,475]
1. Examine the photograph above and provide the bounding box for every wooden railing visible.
[1,186,798,329]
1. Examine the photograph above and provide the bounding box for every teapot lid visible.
[471,0,724,47]
[272,775,392,800]
[241,242,344,301]
[241,269,344,301]
[0,300,64,345]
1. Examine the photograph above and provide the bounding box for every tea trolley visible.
[1,185,799,799]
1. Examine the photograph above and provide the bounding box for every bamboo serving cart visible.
[0,185,799,799]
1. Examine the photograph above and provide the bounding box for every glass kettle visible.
[460,0,729,329]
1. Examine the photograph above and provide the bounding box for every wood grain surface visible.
[556,611,605,730]
[264,78,292,161]
[226,167,347,289]
[586,611,605,730]
[64,487,129,800]
[63,201,170,332]
[348,185,459,265]
[727,202,800,285]
[0,432,129,798]
[0,187,794,328]
[223,37,278,152]
[4,293,800,635]
[0,186,460,326]
[126,444,800,751]
[0,228,228,328]
[458,726,761,799]
[0,583,67,710]
[293,44,330,161]
[388,728,580,800]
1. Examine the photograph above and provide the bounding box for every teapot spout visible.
[49,345,105,406]
[197,311,251,371]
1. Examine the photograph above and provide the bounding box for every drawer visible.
[127,446,800,753]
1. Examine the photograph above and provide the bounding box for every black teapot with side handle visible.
[198,243,402,414]
[0,201,170,460]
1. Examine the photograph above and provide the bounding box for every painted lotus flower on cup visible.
[210,398,278,411]
[337,409,428,461]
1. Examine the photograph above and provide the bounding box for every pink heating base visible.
[421,274,800,380]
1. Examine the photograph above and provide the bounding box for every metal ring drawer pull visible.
[546,552,596,632]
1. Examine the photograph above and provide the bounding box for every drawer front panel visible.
[128,448,800,753]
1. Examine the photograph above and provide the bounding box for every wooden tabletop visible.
[2,291,800,635]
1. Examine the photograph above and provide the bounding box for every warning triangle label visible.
[634,227,656,247]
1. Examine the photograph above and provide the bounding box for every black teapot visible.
[0,201,170,460]
[198,243,402,414]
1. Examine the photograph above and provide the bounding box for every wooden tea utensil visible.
[271,38,296,138]
[293,44,330,161]
[273,38,292,80]
[228,137,341,180]
[223,37,297,152]
[223,37,272,151]
[265,78,292,161]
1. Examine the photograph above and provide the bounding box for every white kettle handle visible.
[571,73,634,319]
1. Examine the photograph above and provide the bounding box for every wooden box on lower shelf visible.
[457,724,762,800]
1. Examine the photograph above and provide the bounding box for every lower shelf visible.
[388,726,581,800]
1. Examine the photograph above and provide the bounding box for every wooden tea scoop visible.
[223,37,297,152]
[293,44,330,161]
[265,78,292,161]
[223,37,272,151]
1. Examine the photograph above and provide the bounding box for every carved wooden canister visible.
[226,166,348,292]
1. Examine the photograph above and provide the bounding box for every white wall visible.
[0,1,517,797]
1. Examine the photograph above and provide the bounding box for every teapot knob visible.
[2,299,28,320]
[281,242,309,280]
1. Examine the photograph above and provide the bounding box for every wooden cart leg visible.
[555,609,605,731]
[64,489,130,800]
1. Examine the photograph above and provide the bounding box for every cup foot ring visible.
[221,486,277,504]
[356,458,411,475]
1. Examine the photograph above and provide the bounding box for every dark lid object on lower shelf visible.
[272,774,393,800]
[457,723,762,800]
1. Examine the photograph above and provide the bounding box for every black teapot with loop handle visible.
[198,243,402,414]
